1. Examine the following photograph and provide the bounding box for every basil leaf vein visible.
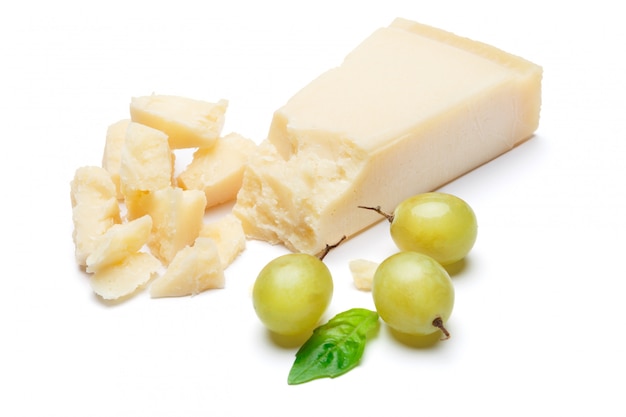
[287,308,379,385]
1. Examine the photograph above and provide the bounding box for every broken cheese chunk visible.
[146,187,206,265]
[233,17,542,254]
[119,122,174,219]
[178,132,257,208]
[90,252,161,300]
[198,214,246,267]
[86,215,153,273]
[102,119,131,200]
[150,237,225,298]
[130,94,228,149]
[348,259,379,291]
[70,166,121,266]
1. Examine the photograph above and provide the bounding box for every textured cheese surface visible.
[130,94,228,149]
[198,214,246,267]
[102,119,130,200]
[86,215,153,273]
[348,259,379,291]
[234,17,542,254]
[119,122,174,219]
[150,237,225,298]
[178,132,257,208]
[146,187,206,265]
[70,166,121,265]
[90,252,161,300]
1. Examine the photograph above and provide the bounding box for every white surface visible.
[2,1,625,416]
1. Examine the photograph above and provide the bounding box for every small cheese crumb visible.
[348,259,379,291]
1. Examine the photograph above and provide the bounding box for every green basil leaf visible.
[287,308,379,385]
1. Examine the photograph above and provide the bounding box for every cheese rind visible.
[130,94,228,149]
[233,18,542,254]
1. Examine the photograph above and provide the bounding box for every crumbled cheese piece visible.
[90,252,161,300]
[348,259,379,291]
[150,237,225,298]
[146,187,206,265]
[130,94,228,149]
[86,215,153,273]
[70,166,121,266]
[119,121,174,219]
[198,214,246,267]
[178,132,257,208]
[102,119,131,200]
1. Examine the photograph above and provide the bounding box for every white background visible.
[2,1,625,416]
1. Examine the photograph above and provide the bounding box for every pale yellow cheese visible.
[90,252,161,300]
[198,214,246,267]
[146,187,207,265]
[150,237,225,298]
[119,121,174,219]
[348,259,379,291]
[178,132,257,208]
[85,215,153,273]
[70,166,121,266]
[129,94,228,149]
[101,119,131,200]
[233,17,542,254]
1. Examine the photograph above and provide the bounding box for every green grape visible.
[372,251,454,338]
[252,253,333,336]
[361,192,477,265]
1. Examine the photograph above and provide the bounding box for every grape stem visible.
[358,205,394,223]
[318,235,347,261]
[432,317,451,340]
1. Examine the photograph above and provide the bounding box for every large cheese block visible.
[233,18,542,254]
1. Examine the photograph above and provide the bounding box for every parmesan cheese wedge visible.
[234,18,542,254]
